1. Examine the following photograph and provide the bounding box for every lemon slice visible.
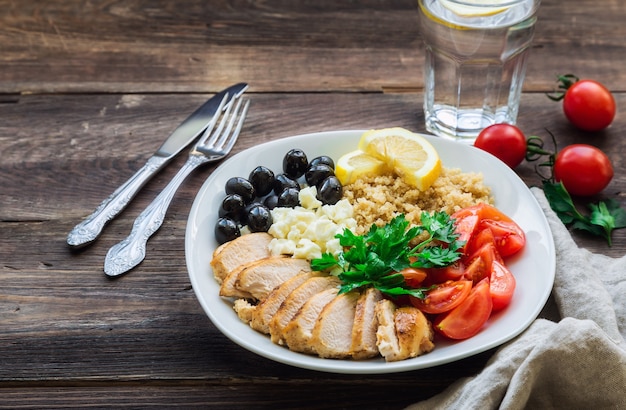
[335,150,388,185]
[358,127,442,191]
[439,0,512,17]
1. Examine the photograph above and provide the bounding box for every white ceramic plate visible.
[185,130,555,374]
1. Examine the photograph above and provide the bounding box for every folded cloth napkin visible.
[406,188,626,410]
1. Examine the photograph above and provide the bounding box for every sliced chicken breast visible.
[269,276,340,345]
[310,291,360,359]
[350,288,383,360]
[375,299,434,362]
[282,287,339,354]
[250,272,314,334]
[211,232,273,283]
[236,257,312,301]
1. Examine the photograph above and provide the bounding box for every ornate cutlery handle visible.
[104,155,209,277]
[67,155,169,248]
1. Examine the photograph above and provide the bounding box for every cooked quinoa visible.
[342,167,493,234]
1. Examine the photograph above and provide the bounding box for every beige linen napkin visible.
[406,188,626,410]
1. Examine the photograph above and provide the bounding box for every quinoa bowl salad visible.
[185,129,555,374]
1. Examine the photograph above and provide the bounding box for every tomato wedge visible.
[480,219,525,258]
[399,267,428,288]
[490,260,516,311]
[424,261,465,285]
[410,280,472,314]
[434,278,493,340]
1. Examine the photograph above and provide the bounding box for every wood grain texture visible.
[0,0,625,407]
[0,0,625,93]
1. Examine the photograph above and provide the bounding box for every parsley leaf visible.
[543,180,626,246]
[310,212,463,298]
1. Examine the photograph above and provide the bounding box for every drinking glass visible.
[417,0,540,142]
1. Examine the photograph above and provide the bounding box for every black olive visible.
[283,149,308,179]
[317,176,343,205]
[215,217,241,244]
[309,155,335,170]
[273,173,300,195]
[218,194,246,222]
[225,177,256,204]
[263,194,279,210]
[305,164,335,188]
[248,166,275,197]
[277,187,300,208]
[246,204,273,232]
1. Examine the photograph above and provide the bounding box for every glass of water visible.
[418,0,540,142]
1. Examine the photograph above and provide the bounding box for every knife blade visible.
[67,82,248,248]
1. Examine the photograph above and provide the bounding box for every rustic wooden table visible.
[1,1,624,408]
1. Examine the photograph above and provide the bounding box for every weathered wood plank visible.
[0,0,624,93]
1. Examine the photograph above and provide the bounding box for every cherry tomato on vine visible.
[474,124,527,169]
[553,144,613,196]
[562,80,616,132]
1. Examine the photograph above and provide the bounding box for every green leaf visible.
[309,212,462,299]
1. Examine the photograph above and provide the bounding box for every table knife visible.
[67,82,248,248]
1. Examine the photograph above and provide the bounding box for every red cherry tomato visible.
[562,80,616,132]
[410,280,472,314]
[399,267,428,288]
[474,124,527,168]
[490,260,516,311]
[433,278,493,340]
[479,220,526,258]
[553,144,614,196]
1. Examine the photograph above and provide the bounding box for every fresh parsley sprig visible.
[543,181,626,246]
[310,212,463,298]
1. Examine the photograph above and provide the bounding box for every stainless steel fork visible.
[104,93,250,277]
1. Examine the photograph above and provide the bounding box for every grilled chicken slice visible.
[211,232,273,283]
[309,291,360,359]
[375,299,434,362]
[282,287,339,354]
[235,257,312,301]
[269,276,340,345]
[219,259,258,299]
[350,288,383,360]
[249,272,314,334]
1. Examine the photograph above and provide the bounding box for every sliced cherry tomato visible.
[433,278,493,340]
[399,267,428,288]
[452,213,480,253]
[424,261,466,285]
[467,226,497,256]
[479,219,525,258]
[410,280,472,314]
[463,242,501,284]
[562,79,616,132]
[474,124,527,168]
[553,144,614,197]
[490,260,516,311]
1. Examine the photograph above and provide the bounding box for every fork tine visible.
[197,97,249,157]
[220,99,250,154]
[196,92,230,147]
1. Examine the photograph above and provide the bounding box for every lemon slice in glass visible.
[358,127,442,191]
[335,150,389,185]
[439,0,512,17]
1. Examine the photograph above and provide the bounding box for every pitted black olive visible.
[218,194,246,222]
[273,173,300,195]
[309,155,335,170]
[263,194,279,210]
[283,149,308,179]
[246,204,273,232]
[317,176,343,205]
[277,187,300,208]
[215,217,241,244]
[225,177,256,204]
[248,166,275,197]
[305,164,335,188]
